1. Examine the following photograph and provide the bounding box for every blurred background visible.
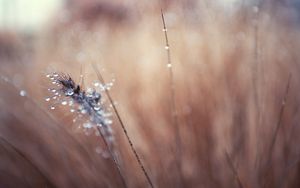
[0,0,61,31]
[1,0,300,187]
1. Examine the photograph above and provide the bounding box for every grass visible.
[1,1,300,187]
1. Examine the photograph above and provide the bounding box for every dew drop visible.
[94,82,100,87]
[50,106,55,110]
[96,110,103,115]
[165,46,170,50]
[103,112,112,117]
[162,28,167,32]
[19,90,26,97]
[45,98,51,102]
[83,123,93,129]
[105,119,113,125]
[87,88,93,93]
[61,101,67,105]
[70,109,75,113]
[65,89,74,96]
[167,63,172,68]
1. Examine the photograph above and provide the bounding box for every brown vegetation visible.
[1,1,300,187]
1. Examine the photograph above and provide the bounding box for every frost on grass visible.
[45,72,114,150]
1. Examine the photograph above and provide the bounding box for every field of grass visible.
[1,1,300,187]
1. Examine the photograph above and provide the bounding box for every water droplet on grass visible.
[83,123,93,129]
[20,90,26,97]
[65,89,74,96]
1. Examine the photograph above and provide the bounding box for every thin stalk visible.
[253,1,263,170]
[0,136,54,187]
[266,74,291,165]
[91,63,154,188]
[225,150,244,188]
[161,9,183,185]
[262,73,292,187]
[96,127,128,188]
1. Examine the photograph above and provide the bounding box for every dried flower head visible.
[46,72,113,144]
[45,72,128,187]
